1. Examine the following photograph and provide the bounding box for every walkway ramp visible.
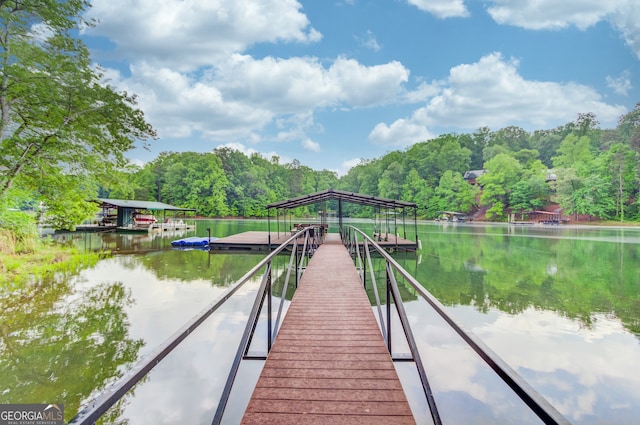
[241,234,415,424]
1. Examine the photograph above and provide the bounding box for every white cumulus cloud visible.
[487,0,616,30]
[406,0,470,18]
[606,71,633,96]
[85,0,321,71]
[101,53,412,149]
[370,52,627,147]
[412,52,626,129]
[369,118,435,147]
[486,0,640,59]
[302,139,321,152]
[338,157,365,176]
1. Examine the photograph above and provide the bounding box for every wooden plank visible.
[245,399,412,416]
[255,377,405,391]
[242,413,415,425]
[250,388,410,402]
[241,239,415,424]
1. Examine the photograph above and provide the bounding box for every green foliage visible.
[401,169,430,211]
[599,143,639,221]
[378,161,404,200]
[0,2,634,227]
[552,134,593,170]
[433,170,478,215]
[0,208,37,253]
[0,241,104,287]
[156,152,230,216]
[0,0,155,229]
[617,102,640,152]
[127,150,339,218]
[93,108,640,223]
[478,153,523,218]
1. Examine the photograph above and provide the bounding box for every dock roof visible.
[266,189,416,211]
[97,198,195,211]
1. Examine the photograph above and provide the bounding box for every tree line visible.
[104,107,640,222]
[1,1,639,232]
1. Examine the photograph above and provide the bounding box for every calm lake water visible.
[1,219,639,424]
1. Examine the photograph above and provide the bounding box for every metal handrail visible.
[344,226,442,425]
[69,226,320,425]
[211,226,321,425]
[343,225,570,425]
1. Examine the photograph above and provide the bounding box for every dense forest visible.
[104,106,640,222]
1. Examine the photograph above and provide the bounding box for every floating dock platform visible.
[208,231,417,252]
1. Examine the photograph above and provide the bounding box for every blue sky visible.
[80,0,640,175]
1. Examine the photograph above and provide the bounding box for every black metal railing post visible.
[295,244,300,289]
[267,263,272,353]
[386,263,392,354]
[362,242,367,289]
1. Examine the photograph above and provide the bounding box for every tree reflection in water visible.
[0,274,143,422]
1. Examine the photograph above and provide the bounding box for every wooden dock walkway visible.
[241,234,415,424]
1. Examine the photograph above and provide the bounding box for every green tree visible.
[599,143,638,221]
[509,175,548,218]
[378,161,404,200]
[0,0,155,229]
[478,154,523,220]
[617,102,640,152]
[555,169,614,220]
[482,144,510,162]
[356,160,381,195]
[412,134,472,185]
[552,134,593,170]
[530,128,566,168]
[459,127,491,170]
[489,126,530,151]
[434,170,478,214]
[159,152,229,216]
[401,168,429,210]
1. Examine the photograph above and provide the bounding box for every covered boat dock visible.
[266,189,418,250]
[92,198,196,231]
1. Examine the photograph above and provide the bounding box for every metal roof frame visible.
[266,189,416,211]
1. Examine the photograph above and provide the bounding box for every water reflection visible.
[3,222,639,424]
[393,223,640,425]
[1,227,270,423]
[0,272,143,420]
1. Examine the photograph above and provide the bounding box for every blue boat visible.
[171,236,217,247]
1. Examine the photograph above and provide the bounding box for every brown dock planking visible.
[209,230,417,251]
[241,234,416,425]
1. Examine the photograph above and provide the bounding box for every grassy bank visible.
[1,247,106,287]
[0,231,106,287]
